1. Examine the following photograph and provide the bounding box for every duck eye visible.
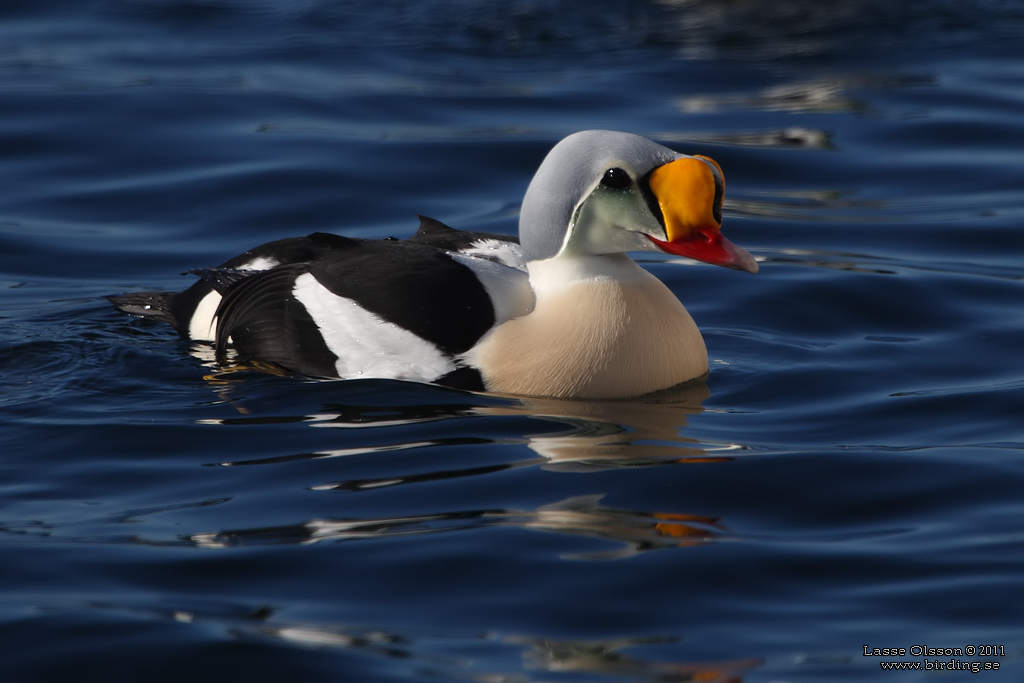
[600,167,632,189]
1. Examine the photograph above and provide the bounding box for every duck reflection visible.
[478,381,725,470]
[189,494,726,559]
[89,598,761,681]
[264,626,761,682]
[513,634,761,682]
[257,621,760,682]
[201,377,740,473]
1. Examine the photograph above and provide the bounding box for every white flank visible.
[291,273,455,382]
[188,290,222,341]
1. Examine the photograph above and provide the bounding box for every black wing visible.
[213,239,499,377]
[307,238,498,355]
[214,264,339,377]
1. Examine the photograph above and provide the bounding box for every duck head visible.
[519,130,757,273]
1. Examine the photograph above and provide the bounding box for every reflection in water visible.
[83,599,760,682]
[756,248,900,275]
[483,382,732,470]
[189,494,727,560]
[199,377,742,472]
[513,634,761,682]
[209,437,494,468]
[201,399,479,429]
[755,248,1024,281]
[189,377,740,558]
[718,186,912,231]
[681,78,861,114]
[0,497,231,543]
[309,455,539,492]
[676,74,928,114]
[661,127,832,149]
[725,190,889,222]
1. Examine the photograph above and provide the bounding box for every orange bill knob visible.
[646,156,758,273]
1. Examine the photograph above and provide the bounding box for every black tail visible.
[107,291,179,327]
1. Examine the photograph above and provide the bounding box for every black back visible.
[112,217,520,382]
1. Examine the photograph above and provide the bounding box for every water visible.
[2,1,1024,680]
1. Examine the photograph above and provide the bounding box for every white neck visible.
[527,253,652,291]
[465,255,708,399]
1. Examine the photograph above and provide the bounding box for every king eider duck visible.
[110,130,757,399]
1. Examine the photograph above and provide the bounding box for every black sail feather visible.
[410,215,519,252]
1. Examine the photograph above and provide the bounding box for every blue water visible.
[3,1,1024,681]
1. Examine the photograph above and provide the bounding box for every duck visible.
[110,130,757,399]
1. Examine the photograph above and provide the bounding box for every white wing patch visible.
[292,272,455,382]
[460,239,525,269]
[238,256,279,271]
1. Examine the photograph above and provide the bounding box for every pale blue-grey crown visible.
[518,130,682,262]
